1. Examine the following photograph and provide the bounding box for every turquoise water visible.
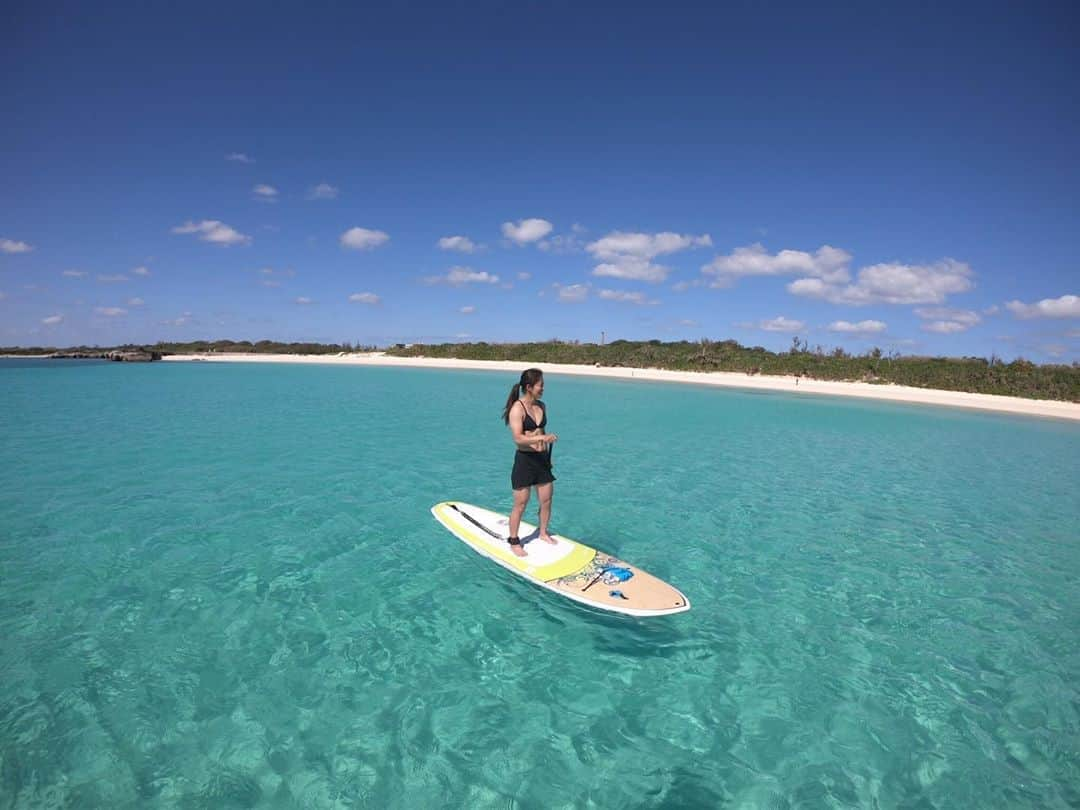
[1,359,1078,808]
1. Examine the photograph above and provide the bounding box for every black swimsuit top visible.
[520,401,546,431]
[514,401,548,460]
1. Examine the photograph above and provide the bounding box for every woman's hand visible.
[533,433,557,451]
[521,428,557,452]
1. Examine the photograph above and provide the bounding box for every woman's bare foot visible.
[511,545,527,557]
[540,534,557,545]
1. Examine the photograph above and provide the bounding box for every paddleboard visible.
[431,501,690,617]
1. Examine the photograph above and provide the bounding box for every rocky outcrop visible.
[48,349,161,362]
[107,350,160,362]
[47,351,99,359]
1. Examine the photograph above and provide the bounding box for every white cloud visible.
[1005,294,1079,319]
[788,259,973,305]
[915,307,980,323]
[460,305,476,314]
[95,307,127,316]
[42,314,63,325]
[349,292,380,304]
[786,278,830,298]
[502,218,554,245]
[592,257,671,283]
[718,246,975,307]
[983,304,1000,316]
[588,231,711,284]
[759,316,805,332]
[589,231,712,261]
[127,297,145,306]
[425,267,500,286]
[172,220,252,246]
[438,235,479,254]
[598,289,657,305]
[97,274,129,283]
[225,152,254,163]
[915,307,980,334]
[517,272,532,281]
[307,182,339,200]
[587,231,712,260]
[62,270,87,278]
[447,267,498,285]
[261,280,281,288]
[340,227,390,250]
[703,243,851,286]
[538,233,586,254]
[828,319,887,335]
[921,320,968,334]
[1,238,33,254]
[556,283,588,303]
[253,184,278,202]
[162,312,192,326]
[295,297,314,305]
[672,279,704,292]
[132,266,151,276]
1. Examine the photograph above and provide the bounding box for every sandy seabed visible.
[158,352,1080,422]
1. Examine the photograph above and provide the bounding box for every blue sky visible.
[2,1,1077,360]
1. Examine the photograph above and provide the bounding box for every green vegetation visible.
[4,337,1076,401]
[384,338,1080,402]
[1,339,375,356]
[147,339,380,354]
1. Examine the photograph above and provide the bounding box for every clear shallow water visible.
[1,359,1078,809]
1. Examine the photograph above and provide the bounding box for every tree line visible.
[384,338,1079,402]
[4,337,1076,401]
[2,339,375,356]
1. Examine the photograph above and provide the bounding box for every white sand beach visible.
[160,352,1080,421]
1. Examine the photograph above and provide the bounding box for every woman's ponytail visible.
[502,383,522,424]
[502,368,543,423]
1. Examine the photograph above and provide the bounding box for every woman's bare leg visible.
[537,482,555,543]
[509,487,530,557]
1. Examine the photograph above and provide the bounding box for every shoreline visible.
[157,352,1080,422]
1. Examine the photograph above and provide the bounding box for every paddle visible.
[448,503,505,540]
[581,564,632,592]
[581,568,608,592]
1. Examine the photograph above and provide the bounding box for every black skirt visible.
[511,450,555,490]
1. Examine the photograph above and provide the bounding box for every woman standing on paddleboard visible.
[502,368,559,558]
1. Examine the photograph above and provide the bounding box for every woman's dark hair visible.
[502,368,544,424]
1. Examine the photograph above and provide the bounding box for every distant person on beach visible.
[502,368,558,557]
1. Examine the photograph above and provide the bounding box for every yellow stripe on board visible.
[534,543,595,581]
[434,503,596,582]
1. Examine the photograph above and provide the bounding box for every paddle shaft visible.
[449,503,505,541]
[581,567,608,592]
